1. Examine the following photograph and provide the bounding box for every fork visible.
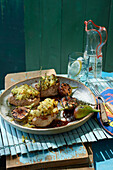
[94,85,109,126]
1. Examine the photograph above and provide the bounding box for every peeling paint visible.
[19,144,87,164]
[11,78,15,82]
[45,155,52,161]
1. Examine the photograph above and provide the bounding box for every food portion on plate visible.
[60,96,79,110]
[11,106,30,122]
[8,84,40,106]
[35,74,60,97]
[58,83,72,97]
[74,105,99,119]
[30,98,58,127]
[6,74,99,129]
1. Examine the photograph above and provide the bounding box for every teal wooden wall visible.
[24,0,113,74]
[0,0,25,89]
[0,0,113,89]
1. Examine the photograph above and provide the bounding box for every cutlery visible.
[95,85,109,126]
[105,102,113,114]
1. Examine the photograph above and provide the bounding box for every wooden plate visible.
[0,76,96,135]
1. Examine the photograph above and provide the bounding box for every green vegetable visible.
[74,105,100,119]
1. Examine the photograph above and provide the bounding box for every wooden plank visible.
[92,139,113,169]
[40,0,61,73]
[24,0,61,73]
[6,144,89,169]
[76,127,88,143]
[4,122,16,156]
[72,129,82,143]
[47,135,58,149]
[5,69,56,89]
[85,0,111,71]
[0,0,25,90]
[22,132,34,152]
[61,0,86,73]
[24,0,41,71]
[105,0,113,72]
[84,122,97,142]
[15,129,27,154]
[88,119,103,140]
[84,143,94,168]
[0,132,5,156]
[10,126,21,154]
[0,117,10,155]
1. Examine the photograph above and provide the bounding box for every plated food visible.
[35,74,60,97]
[7,74,76,128]
[8,84,40,106]
[0,75,97,134]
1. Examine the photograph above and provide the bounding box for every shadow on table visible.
[0,155,6,170]
[92,138,113,169]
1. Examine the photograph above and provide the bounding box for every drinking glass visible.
[68,52,89,83]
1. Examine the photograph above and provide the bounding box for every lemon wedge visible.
[70,60,82,77]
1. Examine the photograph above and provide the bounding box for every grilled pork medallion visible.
[8,84,40,106]
[30,98,59,127]
[35,74,60,97]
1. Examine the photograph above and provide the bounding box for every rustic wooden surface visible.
[6,144,90,170]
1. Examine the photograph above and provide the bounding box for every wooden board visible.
[6,144,90,169]
[5,69,56,89]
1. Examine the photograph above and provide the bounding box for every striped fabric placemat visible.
[0,77,113,156]
[0,116,112,156]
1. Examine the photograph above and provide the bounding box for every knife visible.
[98,96,109,126]
[94,85,109,126]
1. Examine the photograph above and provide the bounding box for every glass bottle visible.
[84,20,108,79]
